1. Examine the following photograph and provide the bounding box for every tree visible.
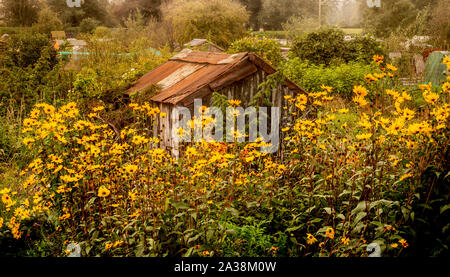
[361,0,419,37]
[2,0,41,26]
[238,0,263,30]
[162,0,249,48]
[112,0,162,25]
[427,0,450,48]
[259,0,318,30]
[47,0,112,27]
[32,8,63,34]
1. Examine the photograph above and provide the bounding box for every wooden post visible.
[319,0,322,28]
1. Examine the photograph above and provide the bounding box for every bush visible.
[283,58,374,99]
[32,8,63,35]
[79,18,101,34]
[0,32,63,119]
[3,33,57,69]
[289,28,384,66]
[162,0,249,48]
[229,36,284,67]
[93,26,112,38]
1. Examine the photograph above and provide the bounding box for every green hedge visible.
[289,28,385,66]
[282,58,374,99]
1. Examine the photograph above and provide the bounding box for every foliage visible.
[282,16,319,39]
[79,18,101,34]
[1,56,449,257]
[282,58,374,99]
[162,0,249,48]
[0,32,65,121]
[32,8,64,35]
[427,0,450,49]
[47,0,111,27]
[93,26,112,38]
[112,0,162,25]
[229,36,284,67]
[259,0,317,31]
[236,0,263,30]
[289,28,385,66]
[1,0,41,27]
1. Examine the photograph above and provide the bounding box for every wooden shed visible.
[125,49,306,153]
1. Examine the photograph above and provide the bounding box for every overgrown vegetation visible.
[289,28,384,66]
[0,0,449,258]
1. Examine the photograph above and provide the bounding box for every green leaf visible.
[354,212,367,223]
[286,226,302,232]
[225,207,239,217]
[351,201,367,215]
[440,204,450,214]
[135,243,145,257]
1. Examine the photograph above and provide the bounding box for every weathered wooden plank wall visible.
[154,69,299,157]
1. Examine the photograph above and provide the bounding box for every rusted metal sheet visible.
[209,59,258,91]
[125,50,305,107]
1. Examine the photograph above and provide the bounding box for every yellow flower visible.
[325,227,335,239]
[356,133,372,141]
[123,164,138,175]
[399,239,409,248]
[338,108,349,114]
[0,217,3,228]
[2,194,12,205]
[353,85,368,97]
[364,73,378,83]
[353,96,368,107]
[228,99,242,106]
[98,186,111,198]
[357,119,372,130]
[399,173,413,181]
[423,90,439,105]
[306,233,318,245]
[43,105,56,114]
[341,237,350,245]
[443,56,450,70]
[105,242,114,251]
[391,243,398,248]
[386,64,398,71]
[321,84,332,93]
[93,106,105,112]
[372,55,384,65]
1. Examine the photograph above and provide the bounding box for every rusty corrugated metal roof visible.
[125,49,305,106]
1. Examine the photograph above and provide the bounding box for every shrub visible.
[229,36,284,67]
[93,26,112,38]
[289,28,384,66]
[283,58,374,99]
[0,32,63,119]
[3,33,57,69]
[32,8,63,35]
[79,18,101,34]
